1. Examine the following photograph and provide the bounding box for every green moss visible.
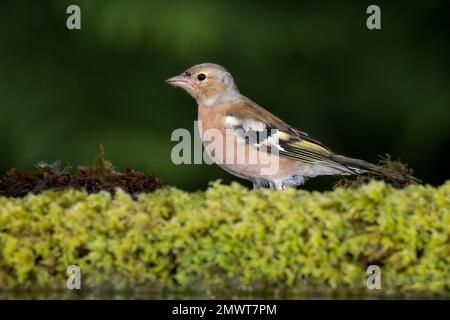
[0,181,449,294]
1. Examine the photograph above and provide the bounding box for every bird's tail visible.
[331,154,421,186]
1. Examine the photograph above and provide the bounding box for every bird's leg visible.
[275,183,285,191]
[271,181,291,191]
[253,179,268,190]
[267,181,283,190]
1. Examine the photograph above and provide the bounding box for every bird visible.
[166,63,418,190]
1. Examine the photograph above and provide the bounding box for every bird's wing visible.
[224,99,353,172]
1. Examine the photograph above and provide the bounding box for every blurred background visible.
[0,0,449,191]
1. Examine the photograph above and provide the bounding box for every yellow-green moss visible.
[0,181,449,293]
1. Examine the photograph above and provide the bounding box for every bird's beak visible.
[165,74,190,89]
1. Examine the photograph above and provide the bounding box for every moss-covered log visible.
[0,181,449,294]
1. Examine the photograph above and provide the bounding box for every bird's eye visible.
[197,73,206,81]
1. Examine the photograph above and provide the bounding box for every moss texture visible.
[0,181,449,293]
[0,147,163,198]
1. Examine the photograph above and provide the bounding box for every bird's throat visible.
[197,89,242,107]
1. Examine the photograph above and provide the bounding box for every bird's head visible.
[165,63,240,106]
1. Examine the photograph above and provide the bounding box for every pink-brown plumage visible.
[166,63,417,189]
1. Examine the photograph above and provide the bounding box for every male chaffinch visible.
[166,63,417,190]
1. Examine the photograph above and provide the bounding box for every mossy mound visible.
[0,147,163,198]
[0,181,449,294]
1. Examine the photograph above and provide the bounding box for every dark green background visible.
[1,0,449,191]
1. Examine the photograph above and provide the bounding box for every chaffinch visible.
[166,63,417,190]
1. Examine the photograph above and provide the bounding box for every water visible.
[0,289,444,300]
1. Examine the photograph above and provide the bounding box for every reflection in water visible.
[0,289,442,300]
